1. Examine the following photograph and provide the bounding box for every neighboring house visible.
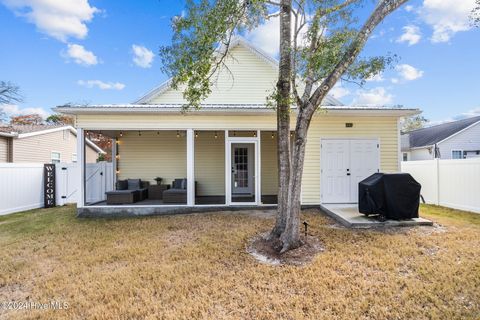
[55,37,418,216]
[0,125,103,163]
[401,115,480,161]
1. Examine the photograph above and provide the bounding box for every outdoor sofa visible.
[105,179,149,205]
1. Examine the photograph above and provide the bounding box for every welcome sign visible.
[44,164,56,208]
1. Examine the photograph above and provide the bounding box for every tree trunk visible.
[280,109,312,251]
[270,0,292,239]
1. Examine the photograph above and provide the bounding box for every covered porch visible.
[76,128,283,214]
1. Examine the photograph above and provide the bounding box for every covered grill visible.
[358,173,421,220]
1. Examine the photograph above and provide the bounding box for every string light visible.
[233,131,236,137]
[138,131,141,136]
[271,132,274,139]
[119,131,123,137]
[195,131,198,138]
[176,130,180,138]
[157,131,160,135]
[214,131,218,139]
[253,131,257,137]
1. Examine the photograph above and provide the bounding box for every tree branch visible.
[308,0,409,110]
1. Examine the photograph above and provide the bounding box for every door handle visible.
[347,173,351,176]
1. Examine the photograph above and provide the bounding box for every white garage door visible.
[321,139,380,203]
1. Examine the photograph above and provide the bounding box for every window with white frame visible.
[63,129,70,141]
[451,150,463,159]
[51,152,61,163]
[72,153,77,163]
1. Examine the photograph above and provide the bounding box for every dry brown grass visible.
[0,205,479,319]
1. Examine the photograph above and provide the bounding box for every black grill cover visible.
[358,173,421,220]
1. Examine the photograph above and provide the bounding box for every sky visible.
[0,0,479,124]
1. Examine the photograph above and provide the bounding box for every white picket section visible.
[0,162,113,215]
[402,158,480,213]
[0,163,45,215]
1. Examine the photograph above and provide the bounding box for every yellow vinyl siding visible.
[117,131,187,185]
[261,132,278,195]
[150,45,277,105]
[77,113,399,205]
[0,137,9,162]
[194,131,225,196]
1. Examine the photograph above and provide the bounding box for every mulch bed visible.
[247,232,324,266]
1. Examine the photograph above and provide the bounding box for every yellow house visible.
[56,38,418,216]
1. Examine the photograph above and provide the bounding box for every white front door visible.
[231,143,254,195]
[321,139,379,203]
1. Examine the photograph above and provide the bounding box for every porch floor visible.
[90,195,278,206]
[320,204,433,228]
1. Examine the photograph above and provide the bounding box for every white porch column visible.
[256,129,261,205]
[186,129,195,206]
[77,128,85,208]
[225,130,230,205]
[112,137,117,186]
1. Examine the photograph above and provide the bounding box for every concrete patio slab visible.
[320,204,433,228]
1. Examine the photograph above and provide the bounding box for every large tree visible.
[161,0,409,252]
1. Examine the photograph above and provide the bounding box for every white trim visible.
[0,132,17,138]
[186,129,195,206]
[256,129,261,205]
[437,120,480,146]
[397,118,401,170]
[226,138,259,206]
[55,105,420,118]
[224,130,231,206]
[77,128,85,208]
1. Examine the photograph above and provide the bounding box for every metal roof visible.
[54,103,420,117]
[403,115,480,148]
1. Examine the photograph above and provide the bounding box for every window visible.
[72,153,77,163]
[452,150,463,159]
[63,130,70,141]
[402,153,408,161]
[51,152,61,163]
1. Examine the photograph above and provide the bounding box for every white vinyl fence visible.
[0,162,113,215]
[401,158,480,213]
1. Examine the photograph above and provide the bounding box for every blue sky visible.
[0,0,479,124]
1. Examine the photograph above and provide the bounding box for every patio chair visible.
[162,179,197,204]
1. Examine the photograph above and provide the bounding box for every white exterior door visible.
[321,139,379,203]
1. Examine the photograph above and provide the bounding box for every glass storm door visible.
[231,143,254,196]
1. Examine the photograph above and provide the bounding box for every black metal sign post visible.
[44,164,56,208]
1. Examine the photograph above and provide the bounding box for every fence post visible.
[434,158,440,205]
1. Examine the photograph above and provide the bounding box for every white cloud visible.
[352,87,394,106]
[366,73,385,82]
[329,84,350,99]
[246,13,309,57]
[419,0,476,43]
[396,25,422,46]
[77,80,125,90]
[0,104,50,118]
[2,0,99,42]
[396,64,424,81]
[132,45,154,68]
[405,5,415,12]
[63,44,98,66]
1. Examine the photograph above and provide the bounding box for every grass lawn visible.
[1,205,479,319]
